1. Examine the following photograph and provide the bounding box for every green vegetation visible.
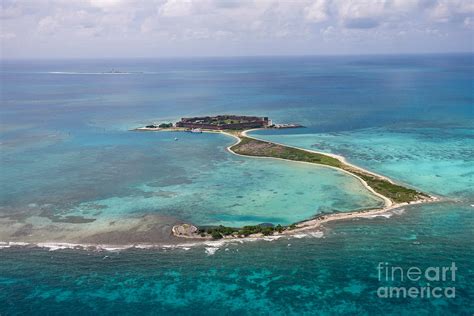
[232,137,342,167]
[145,123,173,128]
[231,135,427,204]
[350,171,427,203]
[199,224,287,239]
[211,230,223,240]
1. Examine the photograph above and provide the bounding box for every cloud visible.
[320,25,335,36]
[336,0,421,29]
[428,0,474,23]
[0,31,16,39]
[89,0,124,9]
[37,16,60,34]
[0,4,22,19]
[159,0,194,17]
[213,0,249,9]
[343,17,379,29]
[464,17,474,29]
[1,0,473,58]
[304,0,329,23]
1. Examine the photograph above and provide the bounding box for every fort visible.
[138,115,303,131]
[175,115,271,130]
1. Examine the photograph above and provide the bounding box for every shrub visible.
[276,224,284,233]
[211,231,223,240]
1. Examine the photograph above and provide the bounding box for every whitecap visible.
[36,242,86,251]
[205,247,219,255]
[8,242,29,247]
[132,244,155,249]
[262,235,283,241]
[204,240,227,248]
[359,213,392,219]
[308,231,324,238]
[392,208,405,215]
[292,234,307,239]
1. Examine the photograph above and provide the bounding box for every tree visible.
[211,231,223,240]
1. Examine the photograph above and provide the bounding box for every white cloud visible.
[0,31,16,39]
[428,0,474,23]
[320,25,334,36]
[159,0,194,17]
[464,17,474,29]
[1,0,473,57]
[336,0,421,29]
[304,0,329,23]
[0,3,23,19]
[37,16,60,34]
[88,0,124,9]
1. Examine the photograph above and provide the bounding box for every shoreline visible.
[241,129,396,183]
[285,195,439,234]
[1,127,440,250]
[0,197,440,253]
[165,128,439,241]
[223,130,393,208]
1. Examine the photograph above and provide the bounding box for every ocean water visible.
[0,128,384,241]
[252,126,474,200]
[1,58,389,244]
[1,54,473,314]
[1,202,472,315]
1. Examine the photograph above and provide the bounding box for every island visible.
[135,115,303,131]
[135,115,438,240]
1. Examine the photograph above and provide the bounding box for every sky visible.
[1,0,473,59]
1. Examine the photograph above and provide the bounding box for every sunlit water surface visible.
[1,54,473,314]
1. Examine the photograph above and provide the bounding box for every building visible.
[175,115,270,130]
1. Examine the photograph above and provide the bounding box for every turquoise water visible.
[0,124,384,243]
[85,150,383,228]
[1,203,472,315]
[252,126,474,200]
[1,54,473,314]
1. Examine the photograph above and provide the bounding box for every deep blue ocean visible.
[0,54,473,315]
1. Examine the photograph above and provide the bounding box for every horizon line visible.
[1,51,473,61]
